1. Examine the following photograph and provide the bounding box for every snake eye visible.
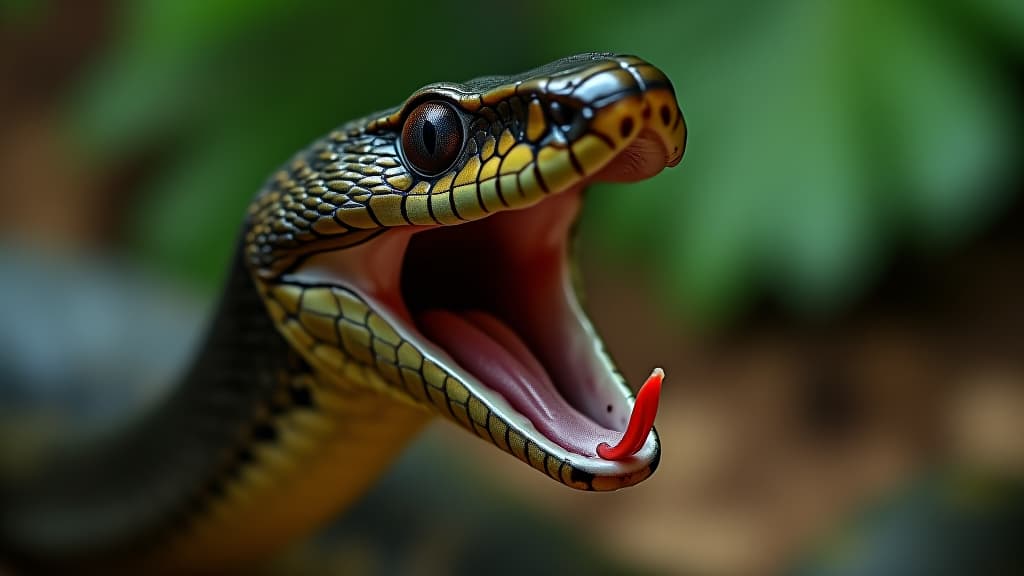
[401,101,464,176]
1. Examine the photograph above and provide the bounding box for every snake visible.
[0,52,686,573]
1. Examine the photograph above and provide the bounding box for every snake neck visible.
[1,244,428,572]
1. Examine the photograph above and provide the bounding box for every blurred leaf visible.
[561,0,1022,323]
[865,1,1016,246]
[0,0,40,19]
[960,0,1024,53]
[73,49,198,157]
[72,0,309,157]
[123,0,301,53]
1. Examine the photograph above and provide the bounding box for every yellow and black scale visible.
[0,53,686,572]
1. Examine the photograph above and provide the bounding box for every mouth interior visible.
[284,128,672,460]
[401,188,636,457]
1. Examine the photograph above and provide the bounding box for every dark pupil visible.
[423,120,437,155]
[402,100,463,176]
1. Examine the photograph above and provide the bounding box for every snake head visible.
[246,53,686,490]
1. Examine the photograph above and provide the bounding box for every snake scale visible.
[0,53,686,573]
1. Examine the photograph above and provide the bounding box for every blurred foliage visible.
[69,0,1023,324]
[0,0,40,18]
[559,0,1023,321]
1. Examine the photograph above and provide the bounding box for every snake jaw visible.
[249,53,685,490]
[285,186,663,489]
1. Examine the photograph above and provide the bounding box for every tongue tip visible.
[596,368,664,461]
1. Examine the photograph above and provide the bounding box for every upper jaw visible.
[363,53,686,204]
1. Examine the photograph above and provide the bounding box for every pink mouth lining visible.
[417,309,661,459]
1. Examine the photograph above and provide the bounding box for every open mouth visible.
[402,128,676,459]
[406,185,639,458]
[292,124,677,466]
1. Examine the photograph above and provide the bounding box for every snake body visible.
[0,53,686,572]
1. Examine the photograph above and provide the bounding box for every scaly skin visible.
[0,53,686,573]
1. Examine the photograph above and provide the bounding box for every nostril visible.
[619,117,635,139]
[660,105,672,127]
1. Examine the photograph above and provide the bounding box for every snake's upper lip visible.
[593,128,675,182]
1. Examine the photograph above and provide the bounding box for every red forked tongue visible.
[416,309,662,460]
[596,368,663,460]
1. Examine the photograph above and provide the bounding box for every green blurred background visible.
[2,0,1023,574]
